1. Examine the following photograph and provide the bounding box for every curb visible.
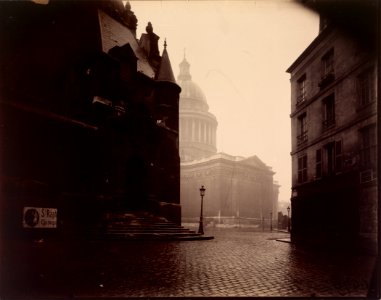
[275,238,292,243]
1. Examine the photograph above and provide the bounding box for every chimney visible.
[139,22,161,70]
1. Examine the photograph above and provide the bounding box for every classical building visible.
[178,57,279,227]
[0,0,181,238]
[287,2,378,252]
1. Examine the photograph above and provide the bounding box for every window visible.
[298,154,308,183]
[297,74,307,104]
[335,140,343,173]
[360,125,377,170]
[319,48,335,88]
[297,113,307,145]
[323,94,335,129]
[357,68,375,107]
[322,48,334,78]
[315,149,322,179]
[324,142,335,176]
[320,140,343,176]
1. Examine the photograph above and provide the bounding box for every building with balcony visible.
[287,2,378,253]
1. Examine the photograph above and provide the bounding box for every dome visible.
[178,56,218,162]
[178,80,208,103]
[177,57,209,111]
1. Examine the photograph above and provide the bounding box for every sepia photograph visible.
[0,0,379,298]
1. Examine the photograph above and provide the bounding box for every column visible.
[199,120,202,142]
[183,119,187,141]
[191,119,195,142]
[203,122,207,144]
[208,124,212,145]
[186,119,191,141]
[213,126,216,146]
[195,120,199,142]
[206,123,209,144]
[201,122,205,143]
[211,127,215,146]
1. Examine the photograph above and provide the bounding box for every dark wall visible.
[0,1,105,237]
[0,1,102,114]
[291,172,360,249]
[0,0,182,235]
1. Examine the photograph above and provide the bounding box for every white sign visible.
[23,207,57,228]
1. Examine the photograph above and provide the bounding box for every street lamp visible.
[198,185,206,235]
[287,206,291,232]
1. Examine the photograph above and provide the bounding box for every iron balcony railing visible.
[297,131,308,145]
[296,94,306,105]
[322,118,335,129]
[318,71,335,88]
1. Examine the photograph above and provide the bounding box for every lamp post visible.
[287,206,291,232]
[198,185,206,235]
[270,212,273,231]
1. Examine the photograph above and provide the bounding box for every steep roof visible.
[157,40,176,83]
[98,9,155,78]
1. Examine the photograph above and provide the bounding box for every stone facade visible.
[287,4,378,252]
[181,154,278,227]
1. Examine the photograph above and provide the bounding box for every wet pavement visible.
[1,230,377,298]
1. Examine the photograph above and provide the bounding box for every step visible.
[109,216,168,222]
[107,226,189,230]
[106,227,195,231]
[106,229,194,234]
[108,221,183,227]
[107,227,192,231]
[101,233,214,241]
[104,232,204,238]
[95,211,214,241]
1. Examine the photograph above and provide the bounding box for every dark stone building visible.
[287,0,378,253]
[0,0,181,239]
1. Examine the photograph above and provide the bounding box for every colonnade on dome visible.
[177,56,218,162]
[179,116,217,147]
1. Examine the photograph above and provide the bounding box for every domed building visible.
[178,57,279,228]
[178,56,218,162]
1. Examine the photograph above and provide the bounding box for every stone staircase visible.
[96,211,213,241]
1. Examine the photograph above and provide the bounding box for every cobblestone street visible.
[2,230,376,298]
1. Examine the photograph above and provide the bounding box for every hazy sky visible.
[130,0,319,203]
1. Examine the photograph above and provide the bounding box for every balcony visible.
[318,72,335,89]
[297,131,308,145]
[360,169,377,184]
[322,118,335,130]
[296,94,306,105]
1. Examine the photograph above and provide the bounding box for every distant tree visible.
[282,215,289,229]
[278,212,283,229]
[277,212,289,230]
